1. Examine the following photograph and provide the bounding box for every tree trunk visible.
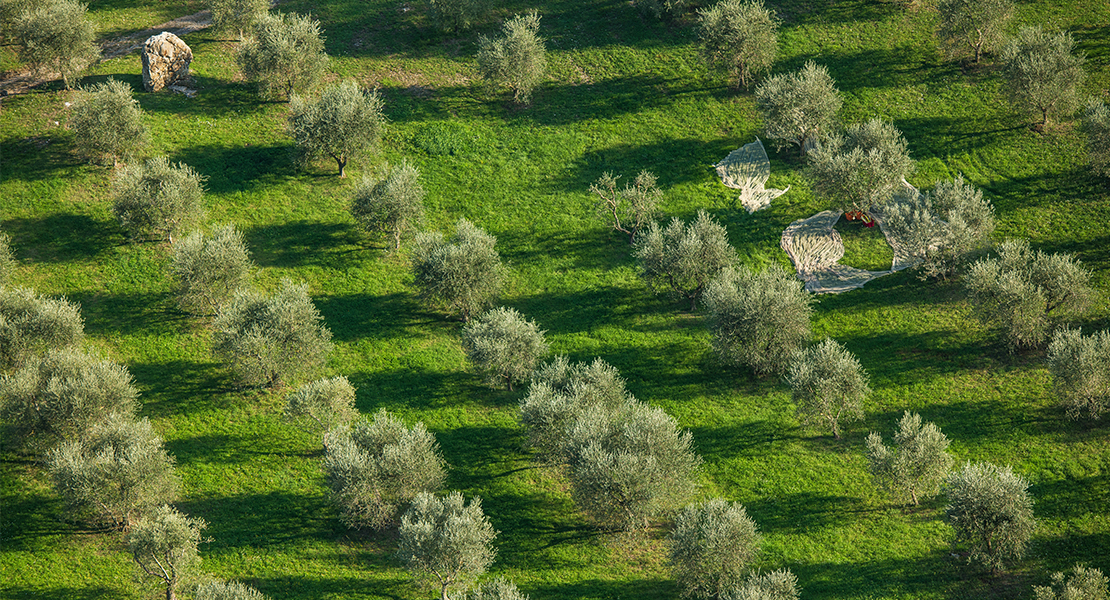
[441,583,450,600]
[167,585,176,600]
[337,156,348,178]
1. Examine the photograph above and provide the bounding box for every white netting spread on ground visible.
[715,138,790,213]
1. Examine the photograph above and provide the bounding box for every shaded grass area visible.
[2,0,1109,598]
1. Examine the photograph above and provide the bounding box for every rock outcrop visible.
[142,32,192,92]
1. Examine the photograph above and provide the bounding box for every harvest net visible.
[715,138,790,213]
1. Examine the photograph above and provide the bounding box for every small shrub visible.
[669,498,762,599]
[212,279,333,388]
[703,264,814,376]
[428,0,487,32]
[477,11,546,104]
[171,225,253,315]
[1082,100,1110,178]
[459,578,529,600]
[786,339,869,439]
[633,0,690,19]
[1033,565,1109,600]
[196,581,269,600]
[11,0,99,89]
[462,306,548,391]
[944,462,1035,572]
[289,80,386,177]
[866,411,954,506]
[70,78,149,165]
[723,570,800,600]
[237,11,328,100]
[47,415,180,529]
[808,118,914,213]
[0,286,84,371]
[698,0,778,89]
[754,61,841,154]
[283,375,359,438]
[590,170,662,244]
[396,491,497,600]
[635,210,737,311]
[1047,328,1110,420]
[112,157,206,243]
[323,409,447,530]
[127,505,206,600]
[350,160,425,249]
[1000,27,1085,128]
[411,218,505,322]
[935,0,1012,63]
[209,0,268,36]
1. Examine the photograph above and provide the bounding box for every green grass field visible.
[2,0,1109,598]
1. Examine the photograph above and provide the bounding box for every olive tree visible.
[47,415,180,529]
[209,0,268,37]
[283,375,358,439]
[127,505,206,600]
[934,0,1012,63]
[411,218,505,322]
[171,225,253,316]
[462,307,548,391]
[590,170,662,244]
[945,462,1035,572]
[754,61,841,155]
[723,570,800,600]
[0,286,84,371]
[669,498,762,599]
[237,11,328,100]
[289,80,386,177]
[0,232,14,285]
[1000,27,1085,128]
[881,176,995,280]
[212,279,333,388]
[196,581,269,600]
[323,409,447,530]
[866,411,954,506]
[396,491,498,600]
[809,118,914,213]
[11,0,99,89]
[350,161,425,249]
[70,78,149,166]
[0,348,138,452]
[698,0,778,89]
[1047,329,1110,420]
[459,578,529,600]
[477,11,546,105]
[1082,100,1110,178]
[1034,565,1109,600]
[786,339,869,440]
[703,265,814,377]
[635,210,737,311]
[428,0,487,32]
[112,157,206,243]
[965,239,1092,350]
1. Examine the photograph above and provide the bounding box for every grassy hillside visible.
[1,0,1108,599]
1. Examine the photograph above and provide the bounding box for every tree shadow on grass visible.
[510,74,703,128]
[688,419,802,463]
[0,587,125,600]
[314,292,432,343]
[746,491,873,536]
[1033,530,1110,575]
[176,490,338,550]
[249,575,410,600]
[527,576,676,600]
[128,359,235,419]
[69,289,192,338]
[243,221,365,270]
[171,143,293,195]
[793,547,974,600]
[348,368,478,413]
[2,214,121,264]
[559,138,744,193]
[495,227,631,275]
[1032,472,1110,522]
[0,132,87,184]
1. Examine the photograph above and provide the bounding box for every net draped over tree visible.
[697,0,778,89]
[808,118,914,213]
[289,80,386,177]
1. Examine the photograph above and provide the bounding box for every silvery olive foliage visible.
[635,210,738,311]
[196,580,270,600]
[47,415,180,529]
[669,498,762,599]
[866,411,954,506]
[965,239,1092,351]
[1000,27,1086,128]
[477,11,546,104]
[126,504,206,600]
[808,118,915,213]
[722,570,800,600]
[698,0,778,89]
[428,0,487,32]
[1033,565,1109,600]
[944,462,1035,572]
[112,157,206,243]
[457,578,529,600]
[1047,328,1110,420]
[283,375,359,438]
[462,306,548,391]
[786,339,869,440]
[350,160,425,249]
[411,218,505,322]
[212,279,333,388]
[1082,100,1110,177]
[289,80,386,177]
[934,0,1012,63]
[208,0,268,36]
[0,286,84,371]
[881,176,995,280]
[0,348,138,452]
[237,11,328,100]
[754,61,841,154]
[70,78,149,165]
[590,170,662,244]
[171,225,253,315]
[633,0,690,19]
[323,409,447,530]
[0,232,14,285]
[11,0,99,88]
[396,491,498,600]
[703,264,814,376]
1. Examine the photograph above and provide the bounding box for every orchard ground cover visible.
[1,0,1109,598]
